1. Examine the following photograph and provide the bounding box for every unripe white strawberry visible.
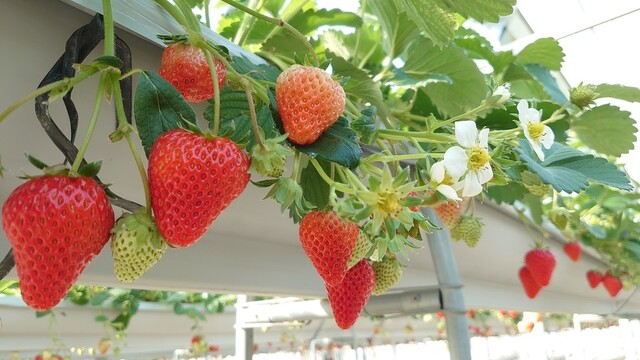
[348,231,372,269]
[450,215,483,248]
[372,258,402,295]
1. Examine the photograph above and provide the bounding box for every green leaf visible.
[447,0,516,22]
[351,107,378,145]
[486,182,528,205]
[78,161,102,178]
[26,153,49,170]
[296,117,362,169]
[111,313,131,331]
[388,68,452,88]
[327,52,390,121]
[572,105,637,157]
[516,38,565,71]
[404,37,486,116]
[231,55,281,83]
[94,314,109,323]
[523,64,568,105]
[90,291,111,306]
[623,240,640,262]
[261,32,312,63]
[393,0,456,47]
[594,83,640,103]
[36,310,52,318]
[368,0,420,58]
[454,28,515,74]
[134,71,196,156]
[300,159,332,210]
[289,8,362,34]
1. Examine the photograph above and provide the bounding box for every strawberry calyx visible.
[250,133,292,178]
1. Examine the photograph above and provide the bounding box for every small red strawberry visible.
[602,273,622,297]
[433,199,466,228]
[2,176,114,310]
[563,242,581,261]
[98,338,111,355]
[148,130,250,247]
[299,211,359,286]
[518,266,542,299]
[276,65,346,145]
[326,260,375,329]
[586,270,604,288]
[524,248,556,286]
[159,43,226,103]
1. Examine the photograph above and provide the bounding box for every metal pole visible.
[423,207,472,360]
[235,295,254,360]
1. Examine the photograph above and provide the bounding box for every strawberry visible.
[2,176,114,310]
[148,130,250,247]
[159,43,226,103]
[347,231,371,269]
[299,211,358,286]
[97,338,111,355]
[450,215,483,248]
[586,270,604,288]
[110,209,168,282]
[518,266,542,299]
[433,199,466,228]
[275,65,346,145]
[563,241,581,261]
[372,258,402,295]
[524,248,556,286]
[326,260,375,329]
[602,273,622,297]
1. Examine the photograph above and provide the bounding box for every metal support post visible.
[235,295,255,360]
[424,207,472,360]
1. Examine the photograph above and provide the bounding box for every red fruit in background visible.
[159,43,226,103]
[191,335,203,345]
[98,339,111,355]
[2,176,114,310]
[435,311,445,319]
[299,211,359,286]
[602,273,622,297]
[524,248,556,286]
[518,266,542,299]
[586,270,604,288]
[326,260,375,329]
[433,199,466,228]
[276,65,346,145]
[209,344,219,353]
[563,242,581,261]
[148,130,250,247]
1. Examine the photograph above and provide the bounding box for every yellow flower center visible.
[468,146,491,171]
[527,123,545,142]
[377,189,401,216]
[441,172,455,186]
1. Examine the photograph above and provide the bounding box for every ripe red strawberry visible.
[518,266,542,299]
[524,248,556,286]
[433,199,466,228]
[159,43,226,103]
[563,241,581,261]
[602,273,622,297]
[148,130,250,247]
[326,260,375,329]
[586,270,604,288]
[299,211,358,286]
[2,176,114,310]
[276,65,346,145]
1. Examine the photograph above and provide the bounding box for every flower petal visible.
[478,128,489,148]
[517,99,529,117]
[541,126,555,149]
[476,164,493,185]
[531,141,546,161]
[430,161,446,183]
[444,146,468,178]
[437,184,461,201]
[462,172,483,197]
[455,121,478,148]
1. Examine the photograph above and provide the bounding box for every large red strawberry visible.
[326,260,375,329]
[602,273,622,297]
[148,130,250,247]
[518,266,542,299]
[2,176,114,310]
[586,270,604,288]
[299,211,358,286]
[563,241,581,261]
[159,43,226,103]
[276,65,345,145]
[524,248,556,286]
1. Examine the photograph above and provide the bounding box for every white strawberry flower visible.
[443,121,493,197]
[430,161,462,201]
[518,99,554,161]
[492,84,511,105]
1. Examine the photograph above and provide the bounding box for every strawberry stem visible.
[153,0,189,29]
[309,158,355,195]
[102,0,115,57]
[71,73,108,175]
[241,80,266,150]
[174,0,202,33]
[377,129,455,144]
[203,50,221,137]
[218,0,320,66]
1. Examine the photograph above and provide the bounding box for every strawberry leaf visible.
[571,105,637,157]
[523,64,568,105]
[351,107,378,145]
[300,159,333,210]
[134,71,196,156]
[295,117,362,169]
[77,161,102,178]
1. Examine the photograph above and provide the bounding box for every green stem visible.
[542,102,571,125]
[112,79,152,212]
[203,50,221,137]
[154,0,189,29]
[174,0,202,32]
[119,68,144,80]
[218,0,319,66]
[204,0,211,28]
[0,69,97,123]
[371,153,428,163]
[309,158,355,194]
[234,0,258,45]
[71,74,107,174]
[242,80,266,150]
[291,151,302,183]
[102,0,115,56]
[342,168,368,191]
[378,129,455,143]
[352,0,367,66]
[346,98,360,115]
[432,103,489,131]
[264,0,310,39]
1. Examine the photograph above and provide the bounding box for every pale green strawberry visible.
[450,215,483,248]
[110,209,168,282]
[372,258,402,295]
[348,231,372,269]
